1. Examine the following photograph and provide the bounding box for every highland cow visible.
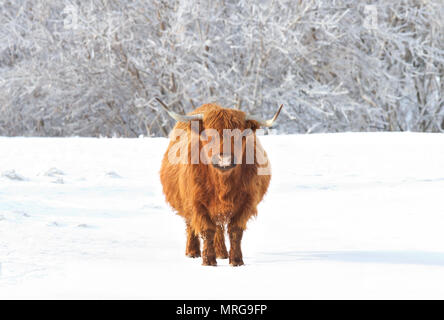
[157,98,282,266]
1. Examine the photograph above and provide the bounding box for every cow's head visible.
[156,98,282,173]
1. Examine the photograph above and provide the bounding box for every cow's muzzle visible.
[212,154,237,171]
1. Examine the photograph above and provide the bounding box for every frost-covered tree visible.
[0,0,443,137]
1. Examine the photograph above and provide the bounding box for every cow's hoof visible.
[202,256,217,266]
[186,251,201,258]
[229,258,244,266]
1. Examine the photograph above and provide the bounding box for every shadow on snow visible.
[258,250,444,267]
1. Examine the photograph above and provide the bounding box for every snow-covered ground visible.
[1,132,444,299]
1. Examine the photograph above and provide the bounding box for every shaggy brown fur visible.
[159,104,271,266]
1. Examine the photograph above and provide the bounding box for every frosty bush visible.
[0,0,443,137]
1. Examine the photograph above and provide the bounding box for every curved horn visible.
[245,104,283,127]
[155,98,203,122]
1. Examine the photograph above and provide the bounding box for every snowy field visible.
[1,132,444,299]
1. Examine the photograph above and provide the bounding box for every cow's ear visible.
[246,120,259,131]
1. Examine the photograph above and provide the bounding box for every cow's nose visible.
[212,154,236,171]
[218,154,232,166]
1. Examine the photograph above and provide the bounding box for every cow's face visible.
[156,98,282,172]
[200,108,258,173]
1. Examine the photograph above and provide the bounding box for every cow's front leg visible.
[228,204,256,266]
[215,225,228,259]
[185,221,200,258]
[228,224,244,266]
[192,205,217,266]
[201,228,217,266]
